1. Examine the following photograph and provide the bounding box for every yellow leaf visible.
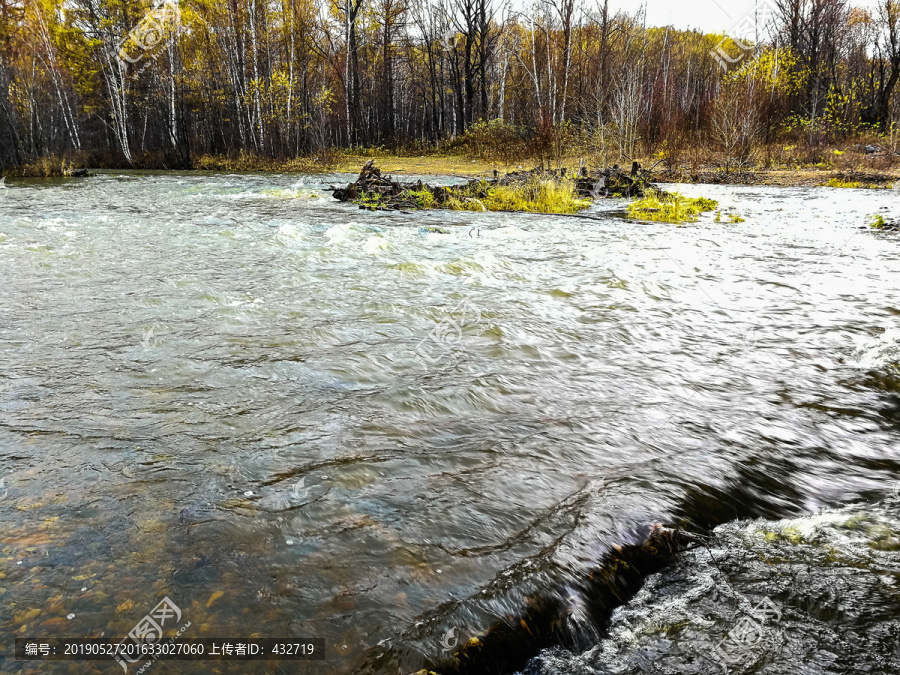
[206,591,224,608]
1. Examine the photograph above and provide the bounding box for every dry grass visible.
[194,151,327,173]
[332,154,501,176]
[194,150,502,177]
[11,154,83,177]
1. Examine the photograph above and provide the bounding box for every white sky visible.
[607,0,882,33]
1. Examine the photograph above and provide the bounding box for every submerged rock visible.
[352,524,694,675]
[519,500,900,675]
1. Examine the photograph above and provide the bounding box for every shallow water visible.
[0,172,899,674]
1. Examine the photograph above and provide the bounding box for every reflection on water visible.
[0,173,899,674]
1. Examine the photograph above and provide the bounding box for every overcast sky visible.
[606,0,882,33]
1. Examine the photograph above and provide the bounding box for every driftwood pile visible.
[573,161,657,198]
[329,159,656,211]
[330,159,464,210]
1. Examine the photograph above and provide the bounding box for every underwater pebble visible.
[286,540,294,545]
[67,613,75,620]
[243,491,254,497]
[81,587,87,592]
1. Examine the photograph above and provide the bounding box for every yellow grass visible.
[448,176,593,214]
[14,155,77,177]
[826,178,862,188]
[626,190,718,223]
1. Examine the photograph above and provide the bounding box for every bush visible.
[443,119,531,163]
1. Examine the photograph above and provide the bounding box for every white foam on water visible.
[323,223,352,244]
[222,190,266,201]
[478,225,529,240]
[275,223,304,242]
[273,181,321,201]
[852,327,900,371]
[471,249,506,269]
[363,235,390,255]
[752,509,855,540]
[423,231,454,243]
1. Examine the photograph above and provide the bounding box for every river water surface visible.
[1,173,899,674]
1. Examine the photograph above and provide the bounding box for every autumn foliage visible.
[0,0,898,171]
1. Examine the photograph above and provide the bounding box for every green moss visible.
[763,527,804,545]
[356,193,384,210]
[626,190,718,223]
[870,214,887,229]
[404,188,436,208]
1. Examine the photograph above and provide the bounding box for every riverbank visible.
[653,167,900,189]
[196,153,900,189]
[6,152,899,189]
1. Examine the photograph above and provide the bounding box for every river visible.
[1,172,898,674]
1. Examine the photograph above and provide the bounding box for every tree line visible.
[0,0,898,170]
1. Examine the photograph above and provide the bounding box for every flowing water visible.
[0,172,899,674]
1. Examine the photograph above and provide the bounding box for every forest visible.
[0,0,898,172]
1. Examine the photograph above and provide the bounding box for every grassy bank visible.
[193,151,504,177]
[7,155,87,177]
[6,145,899,189]
[157,147,900,189]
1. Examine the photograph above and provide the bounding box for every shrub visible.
[443,119,531,163]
